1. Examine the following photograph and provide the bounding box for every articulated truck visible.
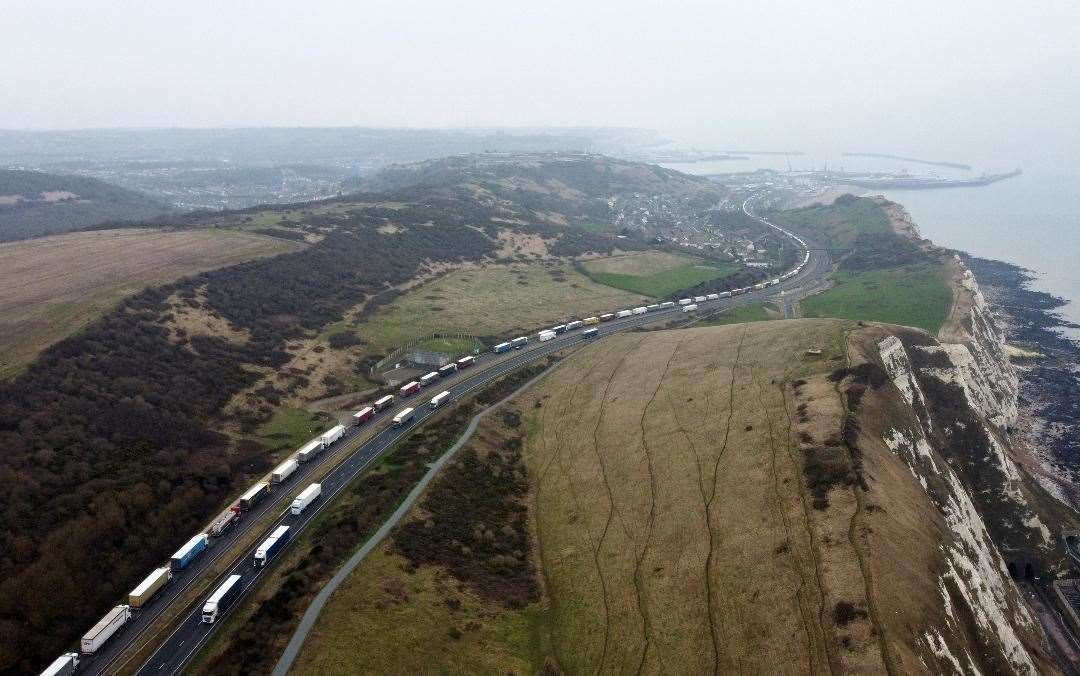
[171,533,209,571]
[40,653,78,676]
[291,483,322,515]
[81,605,131,654]
[254,525,291,567]
[202,574,242,623]
[128,567,171,608]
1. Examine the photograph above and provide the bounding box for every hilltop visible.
[290,318,1062,674]
[0,169,171,241]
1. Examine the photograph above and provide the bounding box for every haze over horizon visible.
[5,1,1079,164]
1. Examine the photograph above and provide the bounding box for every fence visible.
[370,331,480,375]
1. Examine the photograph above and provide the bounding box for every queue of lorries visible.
[44,246,812,674]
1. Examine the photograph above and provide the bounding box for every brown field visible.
[282,320,1032,674]
[0,227,302,378]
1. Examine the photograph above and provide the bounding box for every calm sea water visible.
[664,156,1080,331]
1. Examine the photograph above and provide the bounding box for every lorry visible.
[510,336,528,349]
[582,316,600,325]
[659,301,675,309]
[399,381,420,397]
[616,309,633,318]
[171,533,209,571]
[352,406,374,426]
[719,291,732,298]
[706,293,720,301]
[420,371,440,387]
[632,306,647,315]
[678,298,692,305]
[582,327,599,339]
[565,320,584,331]
[393,407,415,427]
[254,525,291,567]
[239,482,270,510]
[81,605,131,654]
[456,355,476,368]
[271,458,298,485]
[319,424,345,448]
[493,341,511,354]
[551,324,567,334]
[429,390,451,409]
[683,304,699,312]
[210,505,241,536]
[40,652,78,676]
[297,439,322,463]
[438,363,458,377]
[129,566,171,608]
[373,394,395,412]
[202,574,242,623]
[537,330,556,342]
[646,304,660,311]
[694,296,707,303]
[599,313,615,322]
[290,483,322,515]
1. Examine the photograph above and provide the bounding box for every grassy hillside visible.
[0,228,302,379]
[289,320,1051,674]
[0,169,171,241]
[580,251,739,297]
[772,195,953,333]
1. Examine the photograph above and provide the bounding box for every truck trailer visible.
[632,306,647,315]
[297,439,322,463]
[694,296,707,303]
[420,371,439,387]
[81,605,131,654]
[599,313,615,322]
[429,390,451,409]
[40,652,78,676]
[660,301,675,309]
[438,363,458,377]
[510,336,528,349]
[254,525,291,567]
[493,341,511,354]
[683,304,699,312]
[551,324,567,334]
[128,567,171,608]
[373,394,395,412]
[582,316,600,325]
[393,407,415,427]
[706,293,720,301]
[582,328,599,339]
[456,355,476,368]
[202,574,242,623]
[319,424,345,448]
[210,506,241,536]
[271,458,298,485]
[291,483,322,515]
[537,330,556,342]
[565,320,584,330]
[399,381,421,397]
[239,483,270,510]
[171,533,209,571]
[352,406,374,425]
[616,309,633,318]
[678,298,692,306]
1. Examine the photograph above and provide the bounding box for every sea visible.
[663,154,1080,338]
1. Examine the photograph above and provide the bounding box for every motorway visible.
[76,199,831,676]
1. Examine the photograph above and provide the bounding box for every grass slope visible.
[360,261,648,349]
[582,251,737,297]
[0,227,302,379]
[803,264,952,333]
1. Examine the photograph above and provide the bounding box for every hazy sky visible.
[4,0,1078,160]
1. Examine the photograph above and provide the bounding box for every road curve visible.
[74,209,830,676]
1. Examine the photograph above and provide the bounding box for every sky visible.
[4,0,1079,161]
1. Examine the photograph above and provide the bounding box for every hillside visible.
[0,169,172,241]
[0,228,303,379]
[289,317,1064,674]
[0,153,755,673]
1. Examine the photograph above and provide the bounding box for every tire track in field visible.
[754,372,820,675]
[632,338,682,676]
[588,338,645,675]
[534,352,607,671]
[665,325,747,675]
[778,379,839,675]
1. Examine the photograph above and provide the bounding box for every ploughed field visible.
[0,227,302,378]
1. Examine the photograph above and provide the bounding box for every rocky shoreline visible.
[962,253,1080,508]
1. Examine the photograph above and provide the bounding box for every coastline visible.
[880,196,1080,511]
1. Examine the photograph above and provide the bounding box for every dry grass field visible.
[359,260,648,349]
[286,319,1041,674]
[581,251,700,276]
[0,227,302,378]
